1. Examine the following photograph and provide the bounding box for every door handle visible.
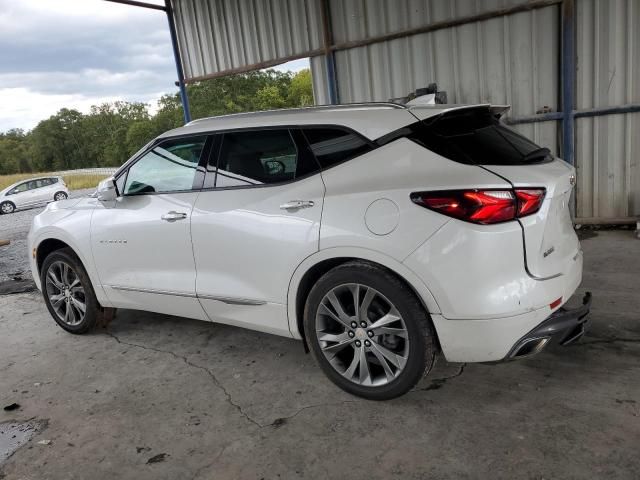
[161,211,188,222]
[279,200,315,210]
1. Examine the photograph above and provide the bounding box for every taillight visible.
[515,189,545,217]
[410,188,545,225]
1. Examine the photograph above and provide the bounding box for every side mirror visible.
[97,178,118,202]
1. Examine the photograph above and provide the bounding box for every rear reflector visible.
[411,188,546,225]
[550,297,563,310]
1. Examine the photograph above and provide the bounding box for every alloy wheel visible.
[55,192,68,201]
[45,261,86,326]
[1,203,14,214]
[315,283,409,387]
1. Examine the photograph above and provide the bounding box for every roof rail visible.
[185,102,407,126]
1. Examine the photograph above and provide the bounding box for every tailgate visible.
[483,159,580,278]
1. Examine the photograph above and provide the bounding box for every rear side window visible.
[302,128,373,169]
[212,129,318,188]
[409,108,552,165]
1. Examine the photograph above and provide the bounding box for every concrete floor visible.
[1,230,639,479]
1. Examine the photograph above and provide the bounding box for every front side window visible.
[9,183,28,195]
[213,129,317,188]
[124,136,206,195]
[302,128,373,169]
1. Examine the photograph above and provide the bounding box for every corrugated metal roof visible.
[172,0,323,80]
[314,2,560,149]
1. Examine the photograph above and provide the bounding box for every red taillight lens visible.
[515,189,545,217]
[411,188,545,225]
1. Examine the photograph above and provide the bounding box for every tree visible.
[288,69,314,106]
[0,67,316,175]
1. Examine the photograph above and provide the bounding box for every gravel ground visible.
[0,189,94,283]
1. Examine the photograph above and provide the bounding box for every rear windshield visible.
[408,108,553,165]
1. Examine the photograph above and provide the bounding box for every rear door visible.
[409,105,580,278]
[191,128,324,336]
[32,179,52,204]
[23,180,43,206]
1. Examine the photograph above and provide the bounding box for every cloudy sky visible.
[0,0,308,132]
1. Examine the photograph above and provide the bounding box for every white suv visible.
[28,104,591,399]
[1,176,69,214]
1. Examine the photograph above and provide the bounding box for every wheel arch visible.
[36,238,77,274]
[287,247,441,344]
[32,231,112,308]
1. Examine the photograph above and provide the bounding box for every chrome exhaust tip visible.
[511,337,550,358]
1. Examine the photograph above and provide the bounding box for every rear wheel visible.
[41,248,99,334]
[54,191,68,201]
[0,201,15,214]
[304,261,436,400]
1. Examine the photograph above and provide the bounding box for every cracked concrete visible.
[1,230,639,479]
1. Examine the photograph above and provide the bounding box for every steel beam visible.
[164,0,191,123]
[561,0,576,166]
[320,0,338,104]
[103,0,166,11]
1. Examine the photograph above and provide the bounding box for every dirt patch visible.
[0,280,36,295]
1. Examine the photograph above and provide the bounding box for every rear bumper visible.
[505,292,592,358]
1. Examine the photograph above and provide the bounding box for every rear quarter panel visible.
[318,138,511,261]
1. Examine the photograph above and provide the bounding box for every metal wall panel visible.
[328,0,538,44]
[314,3,560,149]
[576,0,640,217]
[172,0,323,80]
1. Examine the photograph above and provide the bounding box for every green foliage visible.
[0,68,314,175]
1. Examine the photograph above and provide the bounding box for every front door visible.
[91,135,210,320]
[191,129,324,336]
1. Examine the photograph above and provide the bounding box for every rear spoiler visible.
[490,105,511,118]
[408,104,511,122]
[376,104,512,146]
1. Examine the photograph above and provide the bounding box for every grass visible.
[0,172,110,191]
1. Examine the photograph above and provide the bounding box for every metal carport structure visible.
[106,0,639,224]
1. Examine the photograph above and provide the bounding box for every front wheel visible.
[304,261,436,400]
[41,248,100,334]
[54,191,68,201]
[0,201,15,214]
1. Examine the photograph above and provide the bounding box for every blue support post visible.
[321,0,339,104]
[561,0,575,165]
[165,0,191,123]
[325,53,338,104]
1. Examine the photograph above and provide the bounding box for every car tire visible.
[0,201,15,214]
[54,191,68,201]
[41,248,100,334]
[304,261,436,400]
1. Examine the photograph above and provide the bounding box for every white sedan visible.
[28,103,591,399]
[1,176,69,214]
